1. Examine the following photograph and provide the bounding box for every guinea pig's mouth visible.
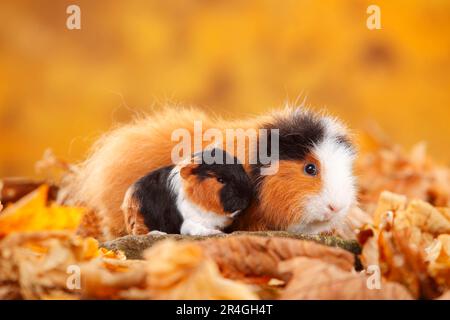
[308,211,344,225]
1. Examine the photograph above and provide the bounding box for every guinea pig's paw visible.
[203,229,223,236]
[181,220,223,236]
[190,228,223,236]
[147,230,167,236]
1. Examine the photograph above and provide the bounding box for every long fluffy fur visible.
[70,108,256,238]
[69,106,354,239]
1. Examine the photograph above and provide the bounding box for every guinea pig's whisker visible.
[231,210,241,217]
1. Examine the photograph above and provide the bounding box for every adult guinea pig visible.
[122,148,253,236]
[68,106,356,239]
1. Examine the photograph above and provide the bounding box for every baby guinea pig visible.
[121,148,253,236]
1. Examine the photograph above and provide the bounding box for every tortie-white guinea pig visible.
[69,107,356,238]
[240,110,357,234]
[121,148,253,236]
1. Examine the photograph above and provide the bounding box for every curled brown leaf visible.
[197,235,355,281]
[279,257,413,300]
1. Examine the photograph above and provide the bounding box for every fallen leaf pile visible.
[197,236,355,281]
[340,131,450,236]
[0,137,449,300]
[359,191,450,299]
[0,185,84,238]
[356,139,450,213]
[278,257,412,299]
[79,239,259,300]
[0,230,416,300]
[0,231,124,299]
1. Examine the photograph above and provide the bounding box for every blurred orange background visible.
[0,0,449,177]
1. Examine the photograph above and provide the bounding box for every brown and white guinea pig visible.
[121,148,253,236]
[69,106,356,239]
[242,111,357,234]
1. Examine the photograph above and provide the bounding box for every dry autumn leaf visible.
[357,141,450,213]
[359,227,379,269]
[338,206,374,239]
[0,231,125,299]
[197,235,355,281]
[81,258,148,299]
[406,200,450,235]
[143,240,258,300]
[279,257,413,300]
[0,185,84,238]
[360,191,450,299]
[83,238,307,300]
[426,235,450,288]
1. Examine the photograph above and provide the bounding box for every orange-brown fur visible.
[238,157,322,230]
[181,164,228,216]
[69,107,337,239]
[121,186,150,235]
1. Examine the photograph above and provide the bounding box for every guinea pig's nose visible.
[328,204,340,212]
[328,203,342,213]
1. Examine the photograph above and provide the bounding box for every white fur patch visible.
[289,118,356,234]
[168,165,230,236]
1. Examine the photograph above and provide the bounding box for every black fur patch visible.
[263,111,325,161]
[192,149,253,214]
[132,165,183,233]
[131,149,253,234]
[250,110,326,182]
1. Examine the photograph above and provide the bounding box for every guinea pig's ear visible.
[180,163,196,179]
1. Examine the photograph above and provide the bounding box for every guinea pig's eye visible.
[304,163,318,176]
[216,177,225,184]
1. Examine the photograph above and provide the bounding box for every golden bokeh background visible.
[0,0,449,177]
